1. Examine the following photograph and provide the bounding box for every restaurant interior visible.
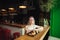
[0,0,60,40]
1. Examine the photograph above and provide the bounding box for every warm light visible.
[19,6,27,8]
[8,8,14,10]
[0,9,7,14]
[8,8,16,12]
[1,9,6,11]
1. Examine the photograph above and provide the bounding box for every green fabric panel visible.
[50,0,60,38]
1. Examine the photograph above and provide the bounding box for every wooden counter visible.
[15,26,50,40]
[0,22,26,28]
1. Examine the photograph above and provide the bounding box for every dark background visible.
[0,0,50,25]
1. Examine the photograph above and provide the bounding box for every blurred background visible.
[0,0,60,40]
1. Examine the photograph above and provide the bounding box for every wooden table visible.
[15,26,50,40]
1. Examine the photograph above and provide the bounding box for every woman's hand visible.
[26,29,32,34]
[38,27,44,32]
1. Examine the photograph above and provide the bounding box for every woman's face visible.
[28,17,35,25]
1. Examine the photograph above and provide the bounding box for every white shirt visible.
[25,25,40,33]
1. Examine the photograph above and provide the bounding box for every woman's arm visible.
[38,26,44,32]
[34,26,44,33]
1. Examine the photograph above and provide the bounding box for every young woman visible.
[25,16,44,34]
